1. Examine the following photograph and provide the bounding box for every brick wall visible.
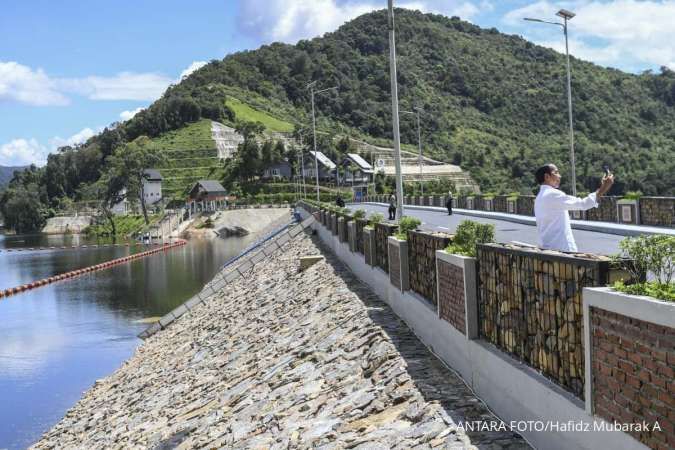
[591,307,674,449]
[437,259,466,335]
[640,197,675,227]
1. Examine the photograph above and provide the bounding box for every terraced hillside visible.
[145,119,221,201]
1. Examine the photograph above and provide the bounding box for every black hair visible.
[535,164,555,184]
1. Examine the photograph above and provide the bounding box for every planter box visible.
[427,196,434,206]
[363,227,375,266]
[583,287,675,448]
[388,236,409,292]
[338,217,347,242]
[331,213,338,235]
[465,197,474,210]
[348,221,357,252]
[484,198,494,211]
[616,199,640,224]
[436,251,478,338]
[506,199,517,214]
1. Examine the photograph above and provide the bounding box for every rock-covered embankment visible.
[33,231,527,449]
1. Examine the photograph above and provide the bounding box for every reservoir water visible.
[0,232,256,449]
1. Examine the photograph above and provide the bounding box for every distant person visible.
[388,194,396,220]
[336,196,345,208]
[534,164,614,252]
[445,191,453,215]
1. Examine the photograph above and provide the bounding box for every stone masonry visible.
[437,260,466,335]
[33,232,528,449]
[590,307,674,449]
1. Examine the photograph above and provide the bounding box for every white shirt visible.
[534,185,598,252]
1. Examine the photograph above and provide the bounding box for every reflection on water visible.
[0,233,256,449]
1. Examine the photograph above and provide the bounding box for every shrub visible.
[395,216,421,240]
[507,192,519,201]
[622,191,643,200]
[353,209,367,220]
[445,220,495,257]
[612,235,674,302]
[366,212,384,229]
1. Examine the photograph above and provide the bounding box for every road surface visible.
[349,203,625,255]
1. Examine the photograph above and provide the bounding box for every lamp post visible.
[387,0,404,220]
[524,9,577,195]
[401,107,424,195]
[307,81,338,201]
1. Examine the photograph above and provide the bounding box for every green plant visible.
[366,212,384,229]
[394,216,421,240]
[445,220,495,257]
[482,192,496,200]
[507,192,520,201]
[622,191,643,200]
[612,235,674,302]
[353,209,367,220]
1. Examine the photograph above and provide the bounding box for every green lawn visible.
[145,119,216,152]
[226,97,294,133]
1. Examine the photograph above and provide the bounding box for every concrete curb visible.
[138,216,316,340]
[358,202,675,237]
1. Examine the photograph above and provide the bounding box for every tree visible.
[86,171,127,238]
[108,136,166,224]
[0,183,47,233]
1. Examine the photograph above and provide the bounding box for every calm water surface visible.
[0,233,256,449]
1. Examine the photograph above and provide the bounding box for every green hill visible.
[178,9,675,196]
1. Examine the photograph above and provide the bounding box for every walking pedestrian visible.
[534,163,613,252]
[388,194,396,220]
[445,191,453,215]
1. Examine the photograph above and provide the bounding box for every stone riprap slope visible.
[33,233,528,449]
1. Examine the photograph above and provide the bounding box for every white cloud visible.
[49,127,97,149]
[505,1,675,71]
[1,127,101,166]
[0,60,207,106]
[179,61,207,81]
[0,138,49,166]
[58,72,173,101]
[238,0,486,43]
[119,107,144,121]
[0,61,69,106]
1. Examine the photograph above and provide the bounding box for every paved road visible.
[349,203,624,255]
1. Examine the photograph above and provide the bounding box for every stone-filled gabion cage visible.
[476,243,634,399]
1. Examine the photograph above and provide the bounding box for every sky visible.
[2,0,674,167]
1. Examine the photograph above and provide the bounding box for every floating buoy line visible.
[0,240,187,299]
[0,241,166,253]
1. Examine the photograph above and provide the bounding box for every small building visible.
[111,169,163,215]
[186,180,227,217]
[262,158,292,180]
[143,169,163,205]
[341,153,374,185]
[303,151,336,182]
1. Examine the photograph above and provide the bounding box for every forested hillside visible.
[181,8,674,195]
[2,8,674,231]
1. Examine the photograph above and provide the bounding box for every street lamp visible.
[307,81,338,201]
[387,0,404,219]
[401,107,424,195]
[524,8,578,196]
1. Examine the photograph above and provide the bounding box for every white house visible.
[111,169,163,215]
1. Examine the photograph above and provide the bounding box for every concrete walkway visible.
[359,202,675,237]
[349,202,672,255]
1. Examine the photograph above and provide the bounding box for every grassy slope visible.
[225,97,295,132]
[144,119,221,199]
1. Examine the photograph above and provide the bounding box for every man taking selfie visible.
[534,164,614,252]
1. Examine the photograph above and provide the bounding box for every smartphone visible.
[602,165,611,176]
